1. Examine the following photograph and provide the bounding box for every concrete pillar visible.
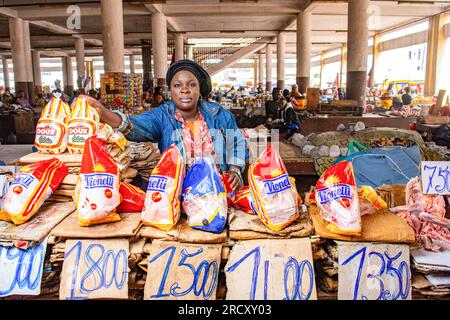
[369,34,380,88]
[277,32,286,90]
[2,57,11,91]
[101,0,125,73]
[258,52,264,88]
[296,11,311,94]
[425,12,450,97]
[63,57,74,95]
[174,33,184,61]
[22,21,34,100]
[319,54,325,89]
[32,51,42,94]
[152,13,168,87]
[253,59,258,88]
[9,18,28,97]
[75,37,86,89]
[340,44,347,88]
[186,45,193,61]
[129,55,136,74]
[265,44,273,91]
[346,0,369,110]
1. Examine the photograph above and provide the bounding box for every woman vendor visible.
[84,60,248,193]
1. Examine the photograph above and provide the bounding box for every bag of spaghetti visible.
[315,161,361,236]
[249,145,299,231]
[234,186,258,215]
[34,96,71,154]
[182,157,227,233]
[0,158,68,225]
[117,183,145,213]
[141,146,185,231]
[74,136,121,227]
[67,97,100,154]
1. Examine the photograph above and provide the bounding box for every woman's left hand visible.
[227,166,244,192]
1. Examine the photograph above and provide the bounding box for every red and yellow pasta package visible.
[74,136,121,227]
[234,186,257,215]
[68,97,100,154]
[0,158,68,225]
[248,145,299,231]
[117,183,145,213]
[358,186,387,216]
[141,146,185,231]
[315,161,361,236]
[34,97,71,154]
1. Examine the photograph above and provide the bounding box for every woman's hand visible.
[81,95,122,128]
[81,95,106,117]
[227,165,244,192]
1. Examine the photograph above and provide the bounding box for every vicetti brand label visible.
[263,174,291,195]
[147,175,168,192]
[316,184,351,204]
[83,174,115,189]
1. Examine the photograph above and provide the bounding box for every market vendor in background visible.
[401,87,413,106]
[265,87,281,122]
[85,59,248,192]
[267,96,302,140]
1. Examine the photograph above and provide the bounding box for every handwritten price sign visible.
[144,241,222,300]
[338,242,411,300]
[59,239,130,300]
[421,161,450,195]
[225,238,317,300]
[0,239,48,297]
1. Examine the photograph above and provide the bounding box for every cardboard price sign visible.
[0,238,48,297]
[225,238,317,300]
[59,239,130,300]
[338,242,411,300]
[421,161,450,195]
[144,241,222,300]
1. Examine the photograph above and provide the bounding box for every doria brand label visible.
[264,174,291,195]
[84,173,115,189]
[147,176,169,193]
[316,184,352,204]
[35,122,65,147]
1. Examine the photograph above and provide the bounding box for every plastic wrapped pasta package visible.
[34,97,71,154]
[182,157,228,233]
[75,136,121,227]
[234,186,257,215]
[117,183,145,213]
[248,145,299,231]
[315,161,361,236]
[67,97,100,154]
[141,146,185,231]
[0,159,68,225]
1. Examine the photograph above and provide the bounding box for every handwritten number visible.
[226,247,260,300]
[423,165,437,194]
[342,246,367,300]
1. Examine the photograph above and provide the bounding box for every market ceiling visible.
[0,0,448,59]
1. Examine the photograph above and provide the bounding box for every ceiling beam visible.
[144,3,180,32]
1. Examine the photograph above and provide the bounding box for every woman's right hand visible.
[81,95,107,118]
[80,95,123,128]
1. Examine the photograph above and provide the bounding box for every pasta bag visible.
[34,97,71,154]
[182,157,228,233]
[234,186,258,215]
[248,145,299,231]
[0,158,68,225]
[117,183,145,213]
[315,161,361,236]
[68,97,100,154]
[141,146,185,231]
[75,136,121,227]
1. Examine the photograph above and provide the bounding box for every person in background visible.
[256,85,264,94]
[338,88,346,100]
[268,96,302,140]
[283,88,299,109]
[265,87,281,122]
[151,89,164,109]
[14,90,32,109]
[69,90,79,106]
[35,93,46,108]
[402,86,413,106]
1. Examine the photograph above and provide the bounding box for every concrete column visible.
[258,52,264,87]
[253,59,258,88]
[2,57,11,91]
[32,51,42,93]
[265,44,273,91]
[9,18,28,97]
[369,34,380,88]
[63,56,74,95]
[346,0,369,110]
[101,0,125,73]
[296,11,311,94]
[75,37,86,89]
[22,21,34,100]
[174,33,184,61]
[186,45,193,61]
[277,32,286,90]
[319,54,325,89]
[129,55,136,74]
[152,13,168,87]
[340,44,347,88]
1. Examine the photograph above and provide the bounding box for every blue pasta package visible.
[181,157,228,233]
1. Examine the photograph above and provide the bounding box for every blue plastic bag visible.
[181,157,228,233]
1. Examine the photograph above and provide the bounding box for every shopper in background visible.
[14,91,32,109]
[35,93,46,108]
[402,86,413,106]
[265,87,281,122]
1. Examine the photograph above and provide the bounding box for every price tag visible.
[0,238,48,297]
[144,241,222,300]
[225,238,317,300]
[338,242,411,300]
[421,161,450,195]
[59,239,130,300]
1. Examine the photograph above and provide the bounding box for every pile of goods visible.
[100,73,143,114]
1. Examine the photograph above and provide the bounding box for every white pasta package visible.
[75,136,121,227]
[181,157,228,233]
[67,97,100,154]
[34,96,71,154]
[141,146,185,231]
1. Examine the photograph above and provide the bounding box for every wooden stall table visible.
[279,141,316,176]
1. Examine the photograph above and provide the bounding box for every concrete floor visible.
[0,144,34,165]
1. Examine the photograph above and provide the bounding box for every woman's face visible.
[170,70,200,112]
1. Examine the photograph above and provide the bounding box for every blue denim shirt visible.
[126,100,249,173]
